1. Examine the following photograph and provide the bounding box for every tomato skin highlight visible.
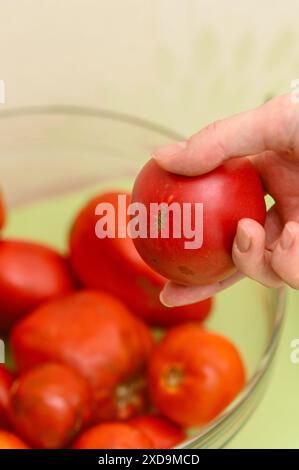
[73,422,152,449]
[0,240,75,334]
[9,362,91,449]
[149,323,246,427]
[0,430,29,449]
[0,365,14,428]
[132,158,266,285]
[129,414,186,449]
[10,290,154,422]
[70,192,213,326]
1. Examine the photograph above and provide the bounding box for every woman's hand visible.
[153,93,299,306]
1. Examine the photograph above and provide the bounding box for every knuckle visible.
[232,246,251,272]
[190,119,221,143]
[206,120,227,157]
[271,255,299,288]
[287,275,299,289]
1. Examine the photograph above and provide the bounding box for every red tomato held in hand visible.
[73,423,152,449]
[70,192,213,326]
[9,362,91,449]
[129,415,186,449]
[0,430,29,449]
[0,240,75,334]
[11,290,154,422]
[132,158,266,285]
[0,364,14,428]
[149,324,246,427]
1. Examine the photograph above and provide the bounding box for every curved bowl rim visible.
[0,105,287,448]
[180,286,286,448]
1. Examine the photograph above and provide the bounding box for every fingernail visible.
[153,141,187,159]
[159,291,174,308]
[279,225,295,250]
[235,222,251,253]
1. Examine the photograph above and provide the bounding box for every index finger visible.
[153,93,298,176]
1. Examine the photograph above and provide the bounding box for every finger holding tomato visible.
[152,93,299,305]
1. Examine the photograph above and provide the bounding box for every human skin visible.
[152,93,299,306]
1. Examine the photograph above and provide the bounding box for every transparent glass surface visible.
[0,107,286,449]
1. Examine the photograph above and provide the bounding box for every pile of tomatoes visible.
[0,189,245,450]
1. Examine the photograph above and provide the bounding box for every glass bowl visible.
[0,106,286,449]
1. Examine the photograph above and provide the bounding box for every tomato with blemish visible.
[132,158,266,285]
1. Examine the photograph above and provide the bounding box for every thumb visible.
[152,93,296,176]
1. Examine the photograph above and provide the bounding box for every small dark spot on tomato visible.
[178,265,194,276]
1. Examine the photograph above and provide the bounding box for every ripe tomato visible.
[149,324,246,427]
[0,240,75,333]
[11,290,154,422]
[0,430,29,449]
[0,365,14,428]
[129,415,186,449]
[9,362,91,449]
[0,192,5,230]
[73,423,152,449]
[132,158,266,285]
[70,192,213,326]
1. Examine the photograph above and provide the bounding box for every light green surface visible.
[4,183,299,449]
[227,287,299,449]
